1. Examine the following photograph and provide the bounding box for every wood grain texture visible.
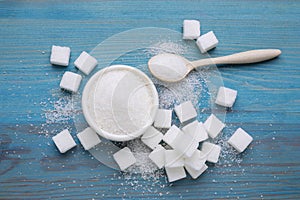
[1,0,300,199]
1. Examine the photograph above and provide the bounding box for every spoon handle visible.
[190,49,281,68]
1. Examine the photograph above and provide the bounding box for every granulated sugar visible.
[153,71,202,111]
[145,41,187,57]
[39,89,80,137]
[124,139,165,180]
[44,96,75,124]
[92,67,157,136]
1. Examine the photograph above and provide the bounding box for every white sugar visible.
[145,42,187,56]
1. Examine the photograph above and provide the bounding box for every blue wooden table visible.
[1,1,300,199]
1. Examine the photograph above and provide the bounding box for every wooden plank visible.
[0,0,300,199]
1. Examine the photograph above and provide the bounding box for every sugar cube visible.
[154,109,172,129]
[185,164,208,179]
[50,45,71,66]
[52,129,76,153]
[141,126,163,149]
[165,166,186,182]
[74,51,98,75]
[163,125,183,147]
[77,127,101,150]
[174,101,197,123]
[60,71,82,93]
[196,31,219,53]
[164,150,184,168]
[113,147,136,171]
[183,20,200,40]
[182,121,208,143]
[228,128,253,153]
[171,132,198,158]
[215,86,238,108]
[148,144,166,169]
[201,142,221,163]
[184,149,207,171]
[204,114,225,139]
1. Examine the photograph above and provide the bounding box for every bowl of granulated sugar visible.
[82,65,159,141]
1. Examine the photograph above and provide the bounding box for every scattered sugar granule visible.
[145,42,187,56]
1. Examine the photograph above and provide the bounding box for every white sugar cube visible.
[141,126,163,149]
[184,149,207,171]
[228,128,253,153]
[164,150,184,168]
[52,129,76,153]
[165,166,186,182]
[113,147,136,171]
[77,127,101,150]
[196,31,219,53]
[60,71,82,93]
[174,101,197,123]
[215,86,237,108]
[154,109,172,129]
[74,51,98,75]
[204,114,225,139]
[148,145,166,169]
[171,132,198,158]
[50,45,71,66]
[182,121,208,143]
[201,142,221,163]
[185,164,208,179]
[163,125,183,147]
[183,20,200,40]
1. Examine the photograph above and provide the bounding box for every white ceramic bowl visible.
[82,65,159,141]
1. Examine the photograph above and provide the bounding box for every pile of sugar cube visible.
[50,45,102,153]
[111,86,253,182]
[50,45,98,93]
[51,21,253,183]
[183,19,219,53]
[52,85,252,182]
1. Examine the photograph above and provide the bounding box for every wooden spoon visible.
[148,49,281,82]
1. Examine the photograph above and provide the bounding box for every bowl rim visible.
[82,64,159,141]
